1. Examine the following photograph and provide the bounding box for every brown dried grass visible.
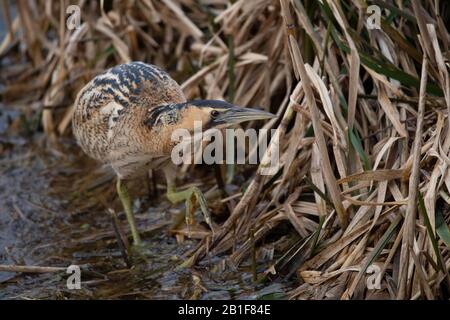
[1,0,449,299]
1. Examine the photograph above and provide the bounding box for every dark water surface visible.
[0,104,289,299]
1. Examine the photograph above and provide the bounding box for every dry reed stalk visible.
[0,264,66,273]
[397,55,428,299]
[281,0,347,229]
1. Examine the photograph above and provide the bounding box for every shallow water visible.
[0,105,291,299]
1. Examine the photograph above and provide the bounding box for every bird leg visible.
[163,165,214,233]
[116,178,142,247]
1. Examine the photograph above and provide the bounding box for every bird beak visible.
[215,105,276,125]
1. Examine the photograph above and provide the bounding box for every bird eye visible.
[210,110,219,118]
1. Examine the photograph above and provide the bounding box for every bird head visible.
[145,100,275,133]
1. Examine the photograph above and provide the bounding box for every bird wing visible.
[75,61,185,124]
[72,62,186,161]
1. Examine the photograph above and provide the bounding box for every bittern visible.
[72,62,274,248]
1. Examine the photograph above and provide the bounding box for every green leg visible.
[166,184,214,233]
[116,178,142,246]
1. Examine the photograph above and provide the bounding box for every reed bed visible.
[1,0,449,299]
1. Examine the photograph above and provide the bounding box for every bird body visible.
[72,61,275,247]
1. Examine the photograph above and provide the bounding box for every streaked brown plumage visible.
[72,61,275,249]
[73,62,186,179]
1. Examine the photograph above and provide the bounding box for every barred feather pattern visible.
[72,62,186,179]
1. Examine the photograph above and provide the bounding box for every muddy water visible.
[0,105,289,299]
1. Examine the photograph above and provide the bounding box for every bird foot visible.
[166,186,214,235]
